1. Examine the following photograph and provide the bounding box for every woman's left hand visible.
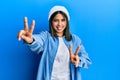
[69,44,81,67]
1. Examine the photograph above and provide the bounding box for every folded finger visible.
[71,59,76,64]
[17,30,26,41]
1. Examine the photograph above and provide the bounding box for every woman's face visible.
[52,13,67,37]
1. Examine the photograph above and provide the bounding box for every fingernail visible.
[75,64,78,67]
[33,20,35,22]
[24,16,27,19]
[18,38,21,41]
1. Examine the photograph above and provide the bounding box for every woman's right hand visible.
[17,17,35,44]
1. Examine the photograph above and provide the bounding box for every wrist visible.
[28,38,35,44]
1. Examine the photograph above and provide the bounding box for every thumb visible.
[75,63,79,67]
[75,55,80,67]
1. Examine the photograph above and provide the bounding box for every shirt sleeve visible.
[26,31,48,54]
[72,34,92,69]
[78,44,92,69]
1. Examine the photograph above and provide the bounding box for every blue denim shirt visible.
[27,31,91,80]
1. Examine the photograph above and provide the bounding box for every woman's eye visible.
[62,19,65,22]
[53,19,66,22]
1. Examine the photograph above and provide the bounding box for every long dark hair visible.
[49,11,72,41]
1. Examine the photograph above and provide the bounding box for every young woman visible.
[17,6,91,80]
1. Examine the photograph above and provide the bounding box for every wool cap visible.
[48,5,70,21]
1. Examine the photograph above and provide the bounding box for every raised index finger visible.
[69,44,73,55]
[74,46,81,55]
[29,20,35,33]
[24,17,28,31]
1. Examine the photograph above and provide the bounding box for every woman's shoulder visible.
[71,34,81,41]
[71,34,82,45]
[33,30,51,40]
[38,30,49,34]
[36,30,50,36]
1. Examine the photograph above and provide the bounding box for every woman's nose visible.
[58,21,62,26]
